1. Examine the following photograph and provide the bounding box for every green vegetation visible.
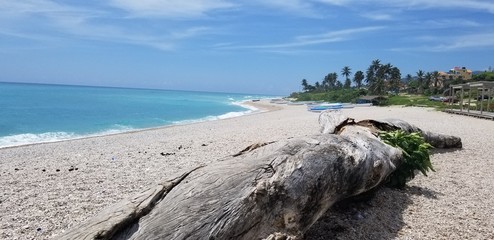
[292,59,492,109]
[473,71,494,81]
[379,130,434,189]
[289,88,367,103]
[386,95,448,109]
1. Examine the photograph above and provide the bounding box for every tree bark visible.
[59,112,461,240]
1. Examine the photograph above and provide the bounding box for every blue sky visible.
[1,0,493,95]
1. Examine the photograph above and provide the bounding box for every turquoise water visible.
[0,82,275,148]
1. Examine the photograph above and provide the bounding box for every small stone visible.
[353,212,364,220]
[202,144,207,146]
[178,145,183,150]
[14,168,19,171]
[42,169,46,172]
[37,227,42,232]
[56,169,60,172]
[160,152,175,156]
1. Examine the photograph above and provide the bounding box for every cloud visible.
[219,26,385,50]
[361,12,394,21]
[312,0,494,14]
[314,0,352,6]
[431,33,494,51]
[420,19,481,28]
[247,0,321,17]
[371,0,494,14]
[392,32,494,52]
[108,0,235,18]
[0,0,219,51]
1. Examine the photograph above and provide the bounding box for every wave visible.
[0,125,135,149]
[172,100,261,125]
[0,132,78,148]
[0,100,266,148]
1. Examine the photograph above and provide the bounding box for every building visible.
[438,66,473,81]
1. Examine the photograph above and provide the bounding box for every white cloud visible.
[108,0,235,18]
[219,26,385,50]
[296,26,385,41]
[312,0,494,14]
[420,19,481,28]
[361,12,394,21]
[372,0,494,14]
[392,32,494,52]
[431,33,494,51]
[0,0,219,51]
[248,0,321,17]
[314,0,352,6]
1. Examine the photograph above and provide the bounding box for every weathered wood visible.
[320,113,463,148]
[58,169,200,240]
[59,112,461,240]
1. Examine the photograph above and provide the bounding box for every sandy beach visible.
[1,101,494,239]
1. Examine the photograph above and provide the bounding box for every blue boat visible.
[308,103,343,112]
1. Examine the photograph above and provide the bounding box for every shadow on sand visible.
[305,185,443,240]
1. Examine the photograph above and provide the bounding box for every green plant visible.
[378,130,434,188]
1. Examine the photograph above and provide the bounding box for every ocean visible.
[0,82,276,148]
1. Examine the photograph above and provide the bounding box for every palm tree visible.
[328,72,338,89]
[389,66,401,93]
[314,81,321,92]
[405,74,415,93]
[301,79,309,92]
[353,71,364,89]
[416,70,425,94]
[366,59,381,84]
[432,71,440,89]
[424,72,432,93]
[341,66,352,88]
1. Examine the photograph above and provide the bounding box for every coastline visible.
[0,99,270,150]
[1,101,494,239]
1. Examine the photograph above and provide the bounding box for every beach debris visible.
[14,168,19,171]
[60,112,462,240]
[68,166,75,171]
[160,152,175,156]
[55,169,60,172]
[201,143,207,146]
[178,145,183,150]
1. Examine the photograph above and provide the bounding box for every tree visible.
[301,79,309,92]
[341,66,352,89]
[432,71,440,89]
[424,72,432,92]
[416,70,424,94]
[389,66,401,93]
[365,59,401,95]
[405,74,415,93]
[314,81,321,92]
[366,59,381,84]
[353,71,364,89]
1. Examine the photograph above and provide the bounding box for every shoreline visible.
[0,100,277,150]
[2,103,494,239]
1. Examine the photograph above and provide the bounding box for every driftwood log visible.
[59,112,461,240]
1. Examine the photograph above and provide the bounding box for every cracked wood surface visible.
[59,112,461,240]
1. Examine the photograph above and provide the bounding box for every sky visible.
[1,0,493,95]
